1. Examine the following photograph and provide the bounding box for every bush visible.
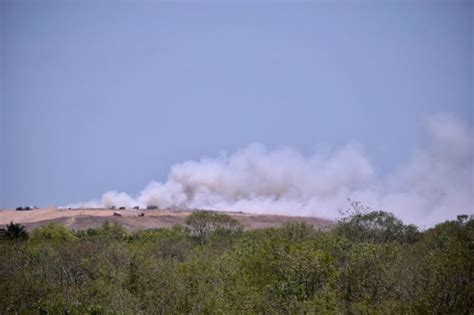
[185,211,242,244]
[336,201,420,244]
[91,221,128,240]
[29,223,76,242]
[5,222,28,240]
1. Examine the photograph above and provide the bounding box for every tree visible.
[336,201,419,244]
[400,215,474,313]
[227,229,338,313]
[29,223,76,242]
[185,211,242,244]
[93,221,128,240]
[5,222,28,240]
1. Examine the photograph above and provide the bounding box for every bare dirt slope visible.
[0,208,333,231]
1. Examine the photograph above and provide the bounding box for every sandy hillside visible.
[0,208,333,231]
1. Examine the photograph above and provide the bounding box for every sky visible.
[1,1,473,223]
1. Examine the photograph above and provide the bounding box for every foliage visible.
[4,221,28,240]
[30,222,77,242]
[185,211,243,244]
[397,214,474,313]
[0,211,472,314]
[336,200,420,244]
[81,221,129,240]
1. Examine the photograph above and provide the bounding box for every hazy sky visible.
[1,0,473,208]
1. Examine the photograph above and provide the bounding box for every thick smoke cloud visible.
[69,113,473,226]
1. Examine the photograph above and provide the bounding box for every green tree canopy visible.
[4,222,28,240]
[336,201,420,244]
[185,211,243,244]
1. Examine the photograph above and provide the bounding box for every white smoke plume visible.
[69,113,473,226]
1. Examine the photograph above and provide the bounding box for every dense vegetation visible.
[0,208,472,314]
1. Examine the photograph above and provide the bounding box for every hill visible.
[0,208,332,231]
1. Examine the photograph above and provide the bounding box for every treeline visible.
[0,208,472,314]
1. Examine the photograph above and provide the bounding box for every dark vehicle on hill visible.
[16,207,32,211]
[147,205,159,210]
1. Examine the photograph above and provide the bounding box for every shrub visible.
[5,222,28,240]
[185,211,243,244]
[29,223,76,242]
[336,201,420,244]
[94,221,128,240]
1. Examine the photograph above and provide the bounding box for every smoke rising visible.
[69,113,473,226]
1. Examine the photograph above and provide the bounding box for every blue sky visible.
[1,0,472,208]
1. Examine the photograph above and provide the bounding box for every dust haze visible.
[69,113,473,226]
